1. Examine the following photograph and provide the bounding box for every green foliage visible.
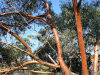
[14,37,34,62]
[0,46,14,66]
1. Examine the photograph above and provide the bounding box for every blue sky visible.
[48,0,61,14]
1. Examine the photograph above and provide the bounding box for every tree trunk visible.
[72,0,88,75]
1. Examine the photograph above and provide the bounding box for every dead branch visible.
[46,54,57,65]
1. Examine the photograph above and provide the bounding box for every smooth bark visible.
[72,0,88,75]
[94,36,100,73]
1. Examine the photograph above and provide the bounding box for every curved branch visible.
[0,25,60,69]
[0,12,50,25]
[42,0,51,19]
[4,67,54,75]
[1,60,54,74]
[0,60,39,74]
[42,0,70,75]
[0,12,47,18]
[0,41,28,53]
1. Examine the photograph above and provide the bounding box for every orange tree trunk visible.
[94,36,100,73]
[72,0,88,75]
[94,43,98,73]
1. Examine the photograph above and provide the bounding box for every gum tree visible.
[0,0,100,75]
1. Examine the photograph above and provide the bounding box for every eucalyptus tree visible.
[0,0,100,75]
[35,0,100,74]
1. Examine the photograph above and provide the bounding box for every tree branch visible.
[0,12,50,25]
[46,54,57,65]
[4,67,54,75]
[42,0,70,75]
[0,25,60,69]
[0,41,28,53]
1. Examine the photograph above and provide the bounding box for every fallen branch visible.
[46,54,57,65]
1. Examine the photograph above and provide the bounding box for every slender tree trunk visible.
[72,0,88,75]
[94,36,100,74]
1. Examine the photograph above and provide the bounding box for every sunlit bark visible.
[72,0,88,75]
[94,36,100,73]
[42,0,70,74]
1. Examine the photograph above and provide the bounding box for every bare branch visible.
[35,44,46,55]
[42,0,51,19]
[0,12,51,25]
[0,41,28,53]
[46,54,57,65]
[19,67,54,74]
[0,60,39,74]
